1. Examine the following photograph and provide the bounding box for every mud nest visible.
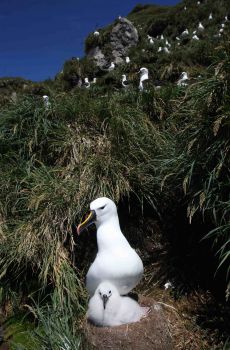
[84,296,173,350]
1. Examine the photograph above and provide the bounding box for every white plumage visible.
[83,198,143,296]
[139,67,149,91]
[181,28,189,36]
[121,74,129,88]
[125,56,130,63]
[164,47,170,54]
[94,31,100,36]
[198,22,204,31]
[84,78,90,88]
[192,35,199,40]
[87,281,148,327]
[158,46,162,52]
[177,72,189,86]
[209,13,213,20]
[42,95,51,110]
[108,62,115,71]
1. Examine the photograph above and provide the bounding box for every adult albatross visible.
[77,197,143,296]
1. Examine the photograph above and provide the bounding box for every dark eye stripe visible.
[99,205,105,210]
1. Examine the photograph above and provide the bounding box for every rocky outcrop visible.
[87,18,139,68]
[110,18,139,64]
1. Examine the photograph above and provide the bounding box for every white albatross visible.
[87,281,149,327]
[177,72,189,86]
[77,197,144,296]
[138,67,149,91]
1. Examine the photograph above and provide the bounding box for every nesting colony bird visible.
[184,6,187,10]
[108,62,115,71]
[176,36,180,41]
[84,78,90,88]
[160,34,164,40]
[139,67,149,91]
[125,56,130,63]
[42,95,51,110]
[158,46,162,52]
[149,38,154,45]
[87,281,149,327]
[165,39,171,47]
[198,22,204,31]
[225,16,228,22]
[177,72,189,86]
[221,23,225,28]
[92,78,97,84]
[94,31,100,36]
[209,13,213,20]
[197,1,200,5]
[192,34,200,40]
[164,47,170,54]
[77,197,144,296]
[181,28,189,36]
[121,74,130,88]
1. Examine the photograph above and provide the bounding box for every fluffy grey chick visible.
[87,281,149,327]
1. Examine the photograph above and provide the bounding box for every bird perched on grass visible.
[77,197,143,296]
[121,74,130,89]
[181,28,189,36]
[94,31,100,36]
[177,72,189,86]
[192,34,199,40]
[87,281,149,327]
[42,95,51,110]
[138,67,149,91]
[84,78,90,88]
[125,56,130,63]
[209,13,213,20]
[198,22,204,31]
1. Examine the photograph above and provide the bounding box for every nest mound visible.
[84,296,173,350]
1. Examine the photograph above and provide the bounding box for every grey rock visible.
[110,18,139,62]
[87,46,107,68]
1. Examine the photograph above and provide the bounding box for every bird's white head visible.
[122,74,127,80]
[85,78,89,83]
[77,197,117,234]
[42,95,49,100]
[96,281,119,309]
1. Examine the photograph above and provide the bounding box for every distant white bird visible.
[142,49,146,52]
[176,36,180,41]
[193,30,197,34]
[192,34,200,40]
[149,38,154,45]
[198,22,204,30]
[181,28,189,36]
[121,74,130,88]
[160,34,164,40]
[94,31,100,36]
[87,281,149,327]
[197,1,200,5]
[158,46,162,52]
[164,281,173,290]
[209,13,213,20]
[147,35,152,40]
[77,197,144,296]
[165,39,170,47]
[84,78,90,88]
[225,16,228,22]
[92,78,97,84]
[219,28,224,33]
[138,67,149,91]
[221,23,225,28]
[108,62,115,71]
[177,72,189,86]
[125,56,130,63]
[164,47,170,54]
[184,6,187,10]
[42,95,51,110]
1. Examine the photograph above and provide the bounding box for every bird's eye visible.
[109,290,111,294]
[99,205,105,210]
[99,291,102,295]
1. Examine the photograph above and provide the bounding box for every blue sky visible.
[0,0,180,81]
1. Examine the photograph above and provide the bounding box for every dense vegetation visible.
[0,0,229,348]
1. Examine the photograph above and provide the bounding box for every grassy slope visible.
[0,0,229,349]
